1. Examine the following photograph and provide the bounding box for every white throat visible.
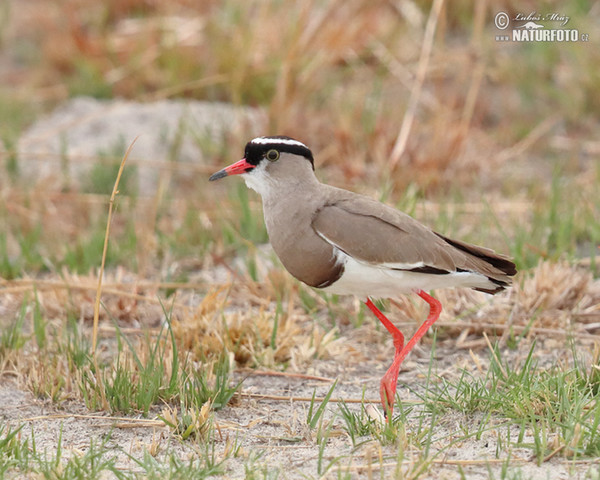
[241,162,276,198]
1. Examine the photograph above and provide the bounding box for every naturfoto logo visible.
[494,11,589,43]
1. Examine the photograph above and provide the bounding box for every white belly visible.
[322,251,495,300]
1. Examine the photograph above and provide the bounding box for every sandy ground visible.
[2,256,599,478]
[2,335,598,479]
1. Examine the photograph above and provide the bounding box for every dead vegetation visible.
[1,257,599,385]
[1,0,599,477]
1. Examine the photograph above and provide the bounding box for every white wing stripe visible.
[314,229,429,271]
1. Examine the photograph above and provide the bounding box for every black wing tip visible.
[404,265,513,295]
[474,285,506,294]
[435,233,517,277]
[485,256,517,277]
[474,275,512,295]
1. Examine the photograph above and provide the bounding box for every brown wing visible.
[311,193,515,286]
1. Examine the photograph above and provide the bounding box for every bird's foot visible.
[380,373,398,420]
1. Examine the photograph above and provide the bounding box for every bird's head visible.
[209,136,315,195]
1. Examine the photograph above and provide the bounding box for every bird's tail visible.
[435,233,517,294]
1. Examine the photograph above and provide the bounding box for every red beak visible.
[209,158,254,181]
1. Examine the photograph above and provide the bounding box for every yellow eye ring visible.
[266,149,280,161]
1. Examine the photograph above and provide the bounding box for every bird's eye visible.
[266,149,280,162]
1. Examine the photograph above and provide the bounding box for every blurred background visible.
[0,0,598,280]
[1,3,599,473]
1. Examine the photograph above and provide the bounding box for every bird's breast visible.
[263,202,344,289]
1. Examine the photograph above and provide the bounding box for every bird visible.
[209,136,516,418]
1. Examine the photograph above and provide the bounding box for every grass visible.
[0,424,126,479]
[1,290,598,477]
[0,293,242,416]
[0,93,36,179]
[418,342,600,462]
[0,0,599,477]
[0,423,232,479]
[325,337,600,476]
[1,155,597,278]
[338,399,414,447]
[85,138,138,196]
[306,379,339,429]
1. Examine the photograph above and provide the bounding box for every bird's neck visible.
[243,165,321,204]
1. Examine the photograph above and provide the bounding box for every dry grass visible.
[1,259,599,477]
[2,258,598,373]
[1,0,599,477]
[7,0,597,195]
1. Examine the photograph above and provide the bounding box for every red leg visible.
[365,298,404,418]
[396,290,442,366]
[365,291,442,419]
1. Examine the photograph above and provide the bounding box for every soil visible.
[2,335,597,479]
